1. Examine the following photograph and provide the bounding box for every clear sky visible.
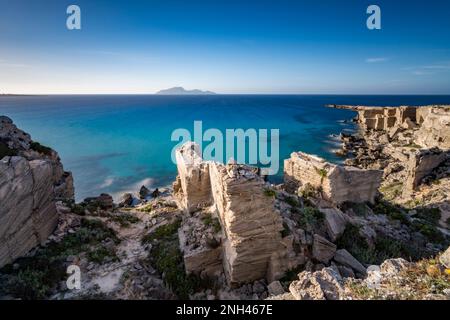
[1,0,449,94]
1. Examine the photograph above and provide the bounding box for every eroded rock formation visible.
[284,152,383,204]
[0,116,74,268]
[173,142,286,286]
[209,162,284,285]
[173,142,212,213]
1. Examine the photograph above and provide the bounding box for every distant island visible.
[155,87,216,95]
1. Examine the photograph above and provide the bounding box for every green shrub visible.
[142,218,181,244]
[411,220,445,244]
[30,141,52,156]
[145,218,212,299]
[111,213,140,227]
[263,189,276,197]
[0,141,17,159]
[336,225,423,265]
[281,222,291,238]
[202,214,222,233]
[372,200,409,225]
[2,218,118,299]
[87,247,119,264]
[285,196,299,207]
[299,206,324,229]
[415,207,441,225]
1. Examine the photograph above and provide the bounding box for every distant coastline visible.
[155,87,216,95]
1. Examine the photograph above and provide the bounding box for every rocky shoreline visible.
[0,104,449,300]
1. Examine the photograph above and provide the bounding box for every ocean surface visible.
[1,94,450,201]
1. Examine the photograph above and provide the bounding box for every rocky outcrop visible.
[289,267,345,300]
[178,210,224,278]
[415,106,450,149]
[173,142,212,213]
[0,116,74,268]
[403,148,447,196]
[328,105,418,131]
[173,142,286,286]
[284,152,382,204]
[209,162,284,285]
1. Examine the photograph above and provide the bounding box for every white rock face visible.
[284,152,383,204]
[415,106,450,149]
[173,142,286,286]
[0,157,58,267]
[403,148,447,196]
[209,162,284,285]
[173,142,212,213]
[0,117,74,268]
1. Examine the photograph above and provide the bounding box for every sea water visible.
[1,94,449,201]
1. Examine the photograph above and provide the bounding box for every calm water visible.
[1,95,450,201]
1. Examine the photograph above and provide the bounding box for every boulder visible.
[84,193,114,210]
[321,208,347,241]
[312,234,336,264]
[118,193,134,207]
[289,267,345,300]
[333,249,367,275]
[267,281,285,296]
[151,188,160,198]
[139,185,150,199]
[380,258,411,276]
[439,246,450,269]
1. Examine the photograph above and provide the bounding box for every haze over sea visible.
[1,94,449,201]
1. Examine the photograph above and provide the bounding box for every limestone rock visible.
[289,267,345,300]
[0,157,58,267]
[380,258,411,276]
[415,106,450,149]
[403,148,447,196]
[173,142,212,212]
[84,193,114,210]
[267,281,285,296]
[321,208,347,241]
[210,162,284,285]
[312,234,336,264]
[439,246,450,269]
[118,193,134,207]
[333,249,367,275]
[284,152,382,204]
[139,185,150,199]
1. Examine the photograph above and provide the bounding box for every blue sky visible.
[0,0,449,94]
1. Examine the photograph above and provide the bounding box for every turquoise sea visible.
[1,95,450,201]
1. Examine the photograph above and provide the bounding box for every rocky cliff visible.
[0,116,74,267]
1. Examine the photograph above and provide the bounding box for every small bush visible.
[299,206,324,229]
[111,213,140,227]
[0,141,17,159]
[411,220,445,244]
[263,189,276,197]
[146,218,212,299]
[415,207,441,225]
[30,141,52,156]
[142,219,181,244]
[285,195,299,207]
[202,214,222,233]
[2,218,118,299]
[281,222,291,238]
[371,200,409,225]
[87,247,119,264]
